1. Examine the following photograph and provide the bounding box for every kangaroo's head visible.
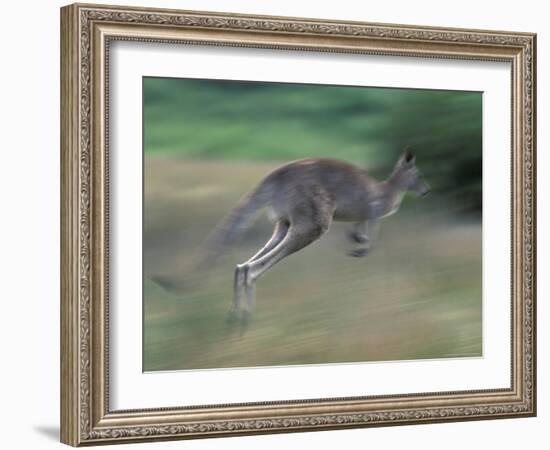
[391,148,430,198]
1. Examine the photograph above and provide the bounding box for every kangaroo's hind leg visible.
[240,210,332,325]
[242,220,290,314]
[228,220,290,323]
[245,219,331,287]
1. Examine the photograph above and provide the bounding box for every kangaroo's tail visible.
[150,182,271,294]
[199,182,271,265]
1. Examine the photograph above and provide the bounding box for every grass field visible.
[143,156,482,372]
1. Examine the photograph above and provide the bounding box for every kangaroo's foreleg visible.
[228,220,290,323]
[347,220,369,244]
[347,219,380,257]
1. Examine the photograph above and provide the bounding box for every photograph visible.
[143,77,483,372]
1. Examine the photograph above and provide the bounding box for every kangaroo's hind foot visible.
[225,305,240,324]
[227,262,256,333]
[227,263,248,323]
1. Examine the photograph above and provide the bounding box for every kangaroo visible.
[153,148,430,327]
[203,148,430,322]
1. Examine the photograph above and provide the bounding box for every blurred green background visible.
[144,77,483,213]
[143,77,482,371]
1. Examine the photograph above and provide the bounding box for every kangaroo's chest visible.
[332,192,372,221]
[333,190,399,222]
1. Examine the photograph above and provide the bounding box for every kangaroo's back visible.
[263,158,376,222]
[264,158,369,190]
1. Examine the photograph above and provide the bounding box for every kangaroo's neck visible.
[373,172,408,218]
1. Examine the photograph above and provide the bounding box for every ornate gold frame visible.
[60,2,536,446]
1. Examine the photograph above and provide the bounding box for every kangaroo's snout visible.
[410,176,430,198]
[418,180,431,198]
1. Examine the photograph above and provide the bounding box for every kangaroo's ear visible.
[401,146,415,165]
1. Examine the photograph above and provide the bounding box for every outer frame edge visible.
[60,3,81,447]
